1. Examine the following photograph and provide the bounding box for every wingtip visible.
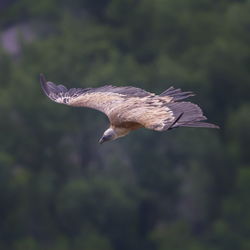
[40,73,49,96]
[40,73,46,84]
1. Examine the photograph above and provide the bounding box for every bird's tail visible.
[167,102,219,129]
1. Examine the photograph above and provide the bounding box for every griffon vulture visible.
[40,74,219,144]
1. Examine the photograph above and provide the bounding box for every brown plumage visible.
[40,74,219,143]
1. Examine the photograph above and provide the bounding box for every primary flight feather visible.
[40,74,219,144]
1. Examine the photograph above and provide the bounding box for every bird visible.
[40,74,219,144]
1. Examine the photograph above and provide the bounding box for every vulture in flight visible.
[40,74,219,144]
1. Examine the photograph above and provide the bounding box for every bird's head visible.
[98,128,117,144]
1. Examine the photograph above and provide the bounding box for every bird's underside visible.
[40,74,219,143]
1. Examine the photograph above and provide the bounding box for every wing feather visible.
[40,74,153,119]
[40,74,218,130]
[111,98,218,131]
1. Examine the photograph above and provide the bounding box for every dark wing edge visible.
[165,101,219,130]
[40,74,153,101]
[40,73,51,98]
[40,74,91,104]
[39,73,154,119]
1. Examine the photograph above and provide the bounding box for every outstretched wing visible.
[110,87,219,130]
[40,74,154,119]
[40,74,218,130]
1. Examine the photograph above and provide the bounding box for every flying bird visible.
[40,74,219,144]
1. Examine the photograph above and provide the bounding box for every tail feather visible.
[178,121,219,129]
[166,101,219,129]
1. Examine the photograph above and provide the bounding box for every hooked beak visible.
[98,137,105,144]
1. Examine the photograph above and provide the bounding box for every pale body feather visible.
[66,92,174,130]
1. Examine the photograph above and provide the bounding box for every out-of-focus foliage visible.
[0,0,249,249]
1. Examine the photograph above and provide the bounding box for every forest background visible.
[0,0,250,250]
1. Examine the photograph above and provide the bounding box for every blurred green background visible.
[0,0,250,250]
